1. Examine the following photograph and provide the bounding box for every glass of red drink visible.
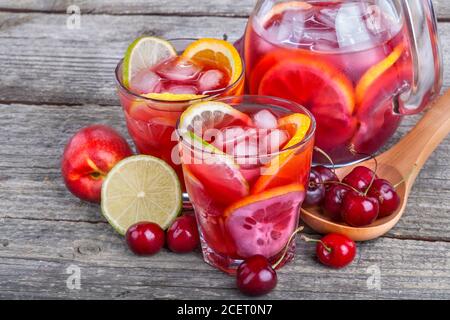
[116,38,245,189]
[242,0,442,164]
[177,96,316,274]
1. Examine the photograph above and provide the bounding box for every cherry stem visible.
[314,147,336,174]
[365,156,378,196]
[347,147,378,196]
[393,164,418,189]
[272,226,304,270]
[300,235,332,253]
[315,180,361,195]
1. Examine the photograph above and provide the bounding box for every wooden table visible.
[0,0,449,300]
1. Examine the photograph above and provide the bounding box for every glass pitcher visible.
[242,0,442,164]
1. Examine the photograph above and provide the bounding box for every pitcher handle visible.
[396,0,443,115]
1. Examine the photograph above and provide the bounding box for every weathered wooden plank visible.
[0,0,448,20]
[0,12,449,106]
[0,218,449,299]
[0,103,448,241]
[0,13,247,106]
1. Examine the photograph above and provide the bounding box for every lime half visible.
[101,155,182,235]
[122,36,177,88]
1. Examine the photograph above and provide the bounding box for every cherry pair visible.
[126,214,200,255]
[306,165,400,227]
[236,233,356,296]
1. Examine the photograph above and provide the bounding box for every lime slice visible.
[122,36,177,88]
[101,155,182,235]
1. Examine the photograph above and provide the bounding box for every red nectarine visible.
[61,125,133,202]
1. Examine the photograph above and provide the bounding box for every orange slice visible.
[181,38,243,85]
[258,54,356,150]
[252,114,311,194]
[355,42,406,105]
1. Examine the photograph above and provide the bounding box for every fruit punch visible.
[178,96,316,273]
[244,1,416,164]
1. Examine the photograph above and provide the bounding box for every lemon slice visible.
[122,36,177,88]
[142,92,207,102]
[179,101,252,134]
[101,155,182,235]
[181,38,243,84]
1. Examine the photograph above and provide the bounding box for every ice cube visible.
[315,8,338,29]
[303,27,339,50]
[266,22,294,44]
[164,84,198,95]
[198,69,226,93]
[264,129,289,154]
[234,141,259,157]
[335,3,371,49]
[130,70,162,94]
[155,58,201,82]
[362,1,402,38]
[253,109,278,129]
[212,127,246,153]
[234,140,259,166]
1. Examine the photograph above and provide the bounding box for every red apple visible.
[61,125,133,202]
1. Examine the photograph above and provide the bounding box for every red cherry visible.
[367,179,400,218]
[316,233,356,268]
[342,166,378,192]
[236,255,277,296]
[323,185,351,221]
[341,193,379,227]
[314,166,339,190]
[167,215,200,253]
[305,169,326,207]
[126,222,165,256]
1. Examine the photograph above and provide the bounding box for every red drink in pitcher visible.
[244,1,417,164]
[116,38,244,186]
[178,96,315,273]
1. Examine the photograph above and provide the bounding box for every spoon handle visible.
[385,89,450,178]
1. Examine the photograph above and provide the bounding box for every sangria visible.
[177,96,315,273]
[116,37,244,185]
[243,0,442,164]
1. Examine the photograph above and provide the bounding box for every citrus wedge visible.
[142,92,206,102]
[355,42,405,105]
[122,36,177,88]
[258,54,356,150]
[179,101,252,134]
[351,64,410,154]
[181,132,249,206]
[181,38,243,85]
[101,155,182,235]
[224,184,305,259]
[252,113,311,194]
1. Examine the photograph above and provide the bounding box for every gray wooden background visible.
[0,0,449,300]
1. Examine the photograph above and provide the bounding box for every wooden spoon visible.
[301,89,450,241]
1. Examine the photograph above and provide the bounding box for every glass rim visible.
[114,38,245,104]
[176,95,317,160]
